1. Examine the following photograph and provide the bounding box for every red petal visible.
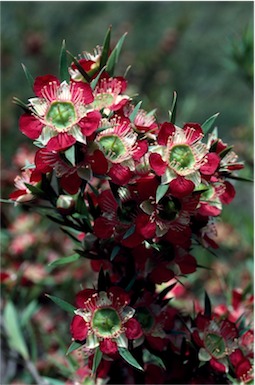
[169,176,195,197]
[76,288,97,308]
[99,339,118,355]
[150,262,175,284]
[47,133,76,151]
[108,286,130,306]
[209,358,227,373]
[164,227,192,246]
[183,123,203,143]
[149,153,167,176]
[136,214,156,239]
[79,111,101,136]
[236,358,252,380]
[176,253,197,274]
[220,319,238,340]
[132,140,148,161]
[87,150,108,175]
[125,318,143,340]
[198,203,221,217]
[19,113,43,139]
[108,164,133,185]
[60,172,81,194]
[33,75,60,97]
[158,122,175,145]
[9,190,27,200]
[121,232,143,248]
[220,181,235,204]
[72,82,94,104]
[200,153,220,175]
[34,149,53,173]
[229,349,244,366]
[94,217,114,239]
[70,315,88,341]
[146,336,167,351]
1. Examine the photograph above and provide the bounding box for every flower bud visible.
[56,195,75,215]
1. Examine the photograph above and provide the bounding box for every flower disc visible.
[205,332,226,359]
[158,196,181,222]
[98,135,126,161]
[169,144,195,172]
[135,307,154,332]
[46,101,76,131]
[92,308,121,337]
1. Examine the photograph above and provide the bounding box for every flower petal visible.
[99,339,118,355]
[19,113,43,140]
[46,133,76,151]
[70,315,88,341]
[149,153,167,176]
[200,153,220,175]
[158,122,175,145]
[169,176,195,197]
[33,75,60,98]
[79,111,101,136]
[125,318,143,340]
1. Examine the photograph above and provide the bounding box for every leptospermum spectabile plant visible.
[10,28,253,384]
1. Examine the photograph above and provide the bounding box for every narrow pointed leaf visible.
[106,33,127,76]
[204,291,212,317]
[91,66,107,90]
[202,112,220,135]
[48,254,80,268]
[12,97,30,113]
[24,183,44,196]
[219,146,233,159]
[110,245,120,261]
[67,51,91,82]
[100,26,111,69]
[46,294,75,314]
[123,224,135,240]
[169,91,177,124]
[21,63,34,89]
[59,40,69,82]
[118,347,143,371]
[3,301,29,360]
[156,184,169,203]
[98,267,107,292]
[64,145,76,166]
[129,101,143,123]
[92,347,103,374]
[66,340,83,355]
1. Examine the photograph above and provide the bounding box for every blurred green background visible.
[0,2,253,384]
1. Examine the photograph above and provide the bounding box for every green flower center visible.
[98,135,126,161]
[92,308,121,337]
[117,200,137,224]
[201,184,214,200]
[46,101,76,131]
[169,144,195,171]
[93,94,114,110]
[204,332,226,359]
[135,307,154,332]
[158,196,181,221]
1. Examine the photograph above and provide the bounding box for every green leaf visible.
[204,291,212,317]
[46,294,75,314]
[142,349,166,370]
[92,347,103,374]
[100,26,112,69]
[90,65,107,90]
[67,51,91,82]
[169,91,177,124]
[110,245,120,261]
[21,63,34,89]
[59,39,69,82]
[218,145,233,159]
[156,184,169,204]
[118,347,143,371]
[3,301,29,360]
[65,146,76,166]
[21,300,39,327]
[106,32,127,76]
[42,377,66,385]
[98,267,107,292]
[24,183,44,196]
[123,224,135,240]
[201,112,220,135]
[48,253,80,268]
[66,340,83,355]
[129,101,143,123]
[13,97,30,113]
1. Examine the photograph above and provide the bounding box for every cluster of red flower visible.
[10,30,252,384]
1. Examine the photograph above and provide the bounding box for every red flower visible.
[70,287,143,357]
[20,75,101,151]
